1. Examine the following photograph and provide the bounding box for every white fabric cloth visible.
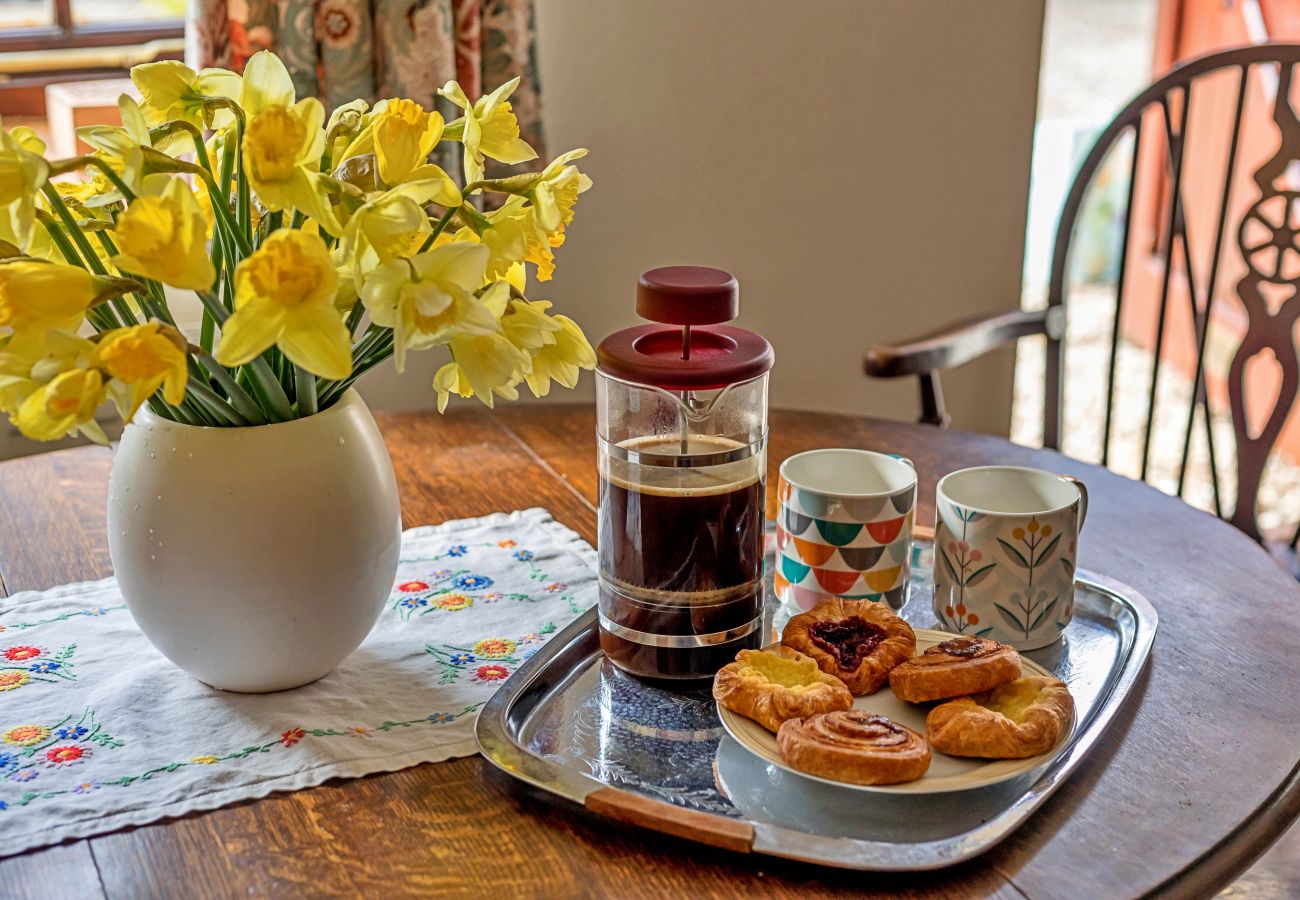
[0,509,595,857]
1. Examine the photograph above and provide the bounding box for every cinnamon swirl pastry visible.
[777,710,931,785]
[888,636,1021,703]
[927,676,1074,759]
[781,599,915,695]
[712,646,853,733]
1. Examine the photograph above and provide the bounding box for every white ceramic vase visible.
[107,390,401,692]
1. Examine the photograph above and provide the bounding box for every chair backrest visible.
[1047,44,1300,545]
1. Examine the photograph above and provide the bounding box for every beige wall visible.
[522,0,1045,434]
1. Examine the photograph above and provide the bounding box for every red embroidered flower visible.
[279,727,305,747]
[44,745,88,766]
[398,581,429,593]
[4,646,41,661]
[474,664,510,683]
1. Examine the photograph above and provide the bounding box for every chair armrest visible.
[864,307,1065,379]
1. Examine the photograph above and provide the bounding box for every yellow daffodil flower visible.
[244,99,341,235]
[433,331,529,411]
[0,328,94,418]
[216,230,351,380]
[0,259,102,335]
[0,123,50,251]
[438,78,538,185]
[338,179,464,290]
[14,366,106,442]
[527,149,592,235]
[92,322,188,422]
[131,60,242,130]
[238,50,295,118]
[360,243,500,373]
[110,177,216,291]
[521,310,595,396]
[372,99,445,187]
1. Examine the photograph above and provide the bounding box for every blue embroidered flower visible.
[452,574,493,591]
[71,780,99,794]
[432,568,453,579]
[55,725,87,740]
[0,800,7,810]
[398,597,429,610]
[447,545,468,557]
[512,549,534,561]
[448,653,476,666]
[12,769,37,782]
[0,752,16,769]
[428,713,456,724]
[522,648,539,660]
[29,661,60,674]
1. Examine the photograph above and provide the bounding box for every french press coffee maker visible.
[595,266,774,679]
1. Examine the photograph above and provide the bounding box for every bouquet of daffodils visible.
[0,51,595,442]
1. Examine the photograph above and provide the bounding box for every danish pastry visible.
[927,676,1074,759]
[776,710,931,785]
[712,646,853,733]
[888,636,1021,703]
[781,598,915,695]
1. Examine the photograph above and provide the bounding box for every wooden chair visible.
[864,45,1300,573]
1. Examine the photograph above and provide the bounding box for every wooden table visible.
[1,406,1297,899]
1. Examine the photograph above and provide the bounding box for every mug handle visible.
[1059,474,1088,530]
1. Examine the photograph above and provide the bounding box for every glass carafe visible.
[595,267,773,679]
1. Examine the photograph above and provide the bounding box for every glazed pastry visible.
[888,636,1021,703]
[776,710,931,785]
[713,646,853,733]
[927,676,1074,759]
[782,598,916,695]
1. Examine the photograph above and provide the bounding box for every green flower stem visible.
[39,220,123,329]
[295,367,317,417]
[194,291,293,422]
[184,379,248,426]
[41,186,136,326]
[80,158,138,204]
[196,352,267,425]
[344,300,366,338]
[417,203,461,254]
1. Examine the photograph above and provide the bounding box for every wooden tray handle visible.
[584,787,754,854]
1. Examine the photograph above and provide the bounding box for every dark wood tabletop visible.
[0,405,1296,899]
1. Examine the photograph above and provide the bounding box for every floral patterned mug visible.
[933,466,1088,650]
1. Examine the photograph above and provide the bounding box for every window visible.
[0,0,184,115]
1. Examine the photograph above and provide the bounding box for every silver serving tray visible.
[476,541,1157,871]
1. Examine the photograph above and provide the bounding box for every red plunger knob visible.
[636,266,739,326]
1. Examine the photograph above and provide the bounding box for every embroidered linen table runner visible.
[0,508,595,856]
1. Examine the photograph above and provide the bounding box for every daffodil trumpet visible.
[0,48,595,445]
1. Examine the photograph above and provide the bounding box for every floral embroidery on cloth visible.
[0,509,595,856]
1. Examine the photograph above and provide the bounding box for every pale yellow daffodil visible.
[372,99,445,187]
[527,149,592,234]
[0,328,94,418]
[433,330,529,411]
[92,321,189,421]
[244,99,341,235]
[0,123,50,252]
[438,78,538,185]
[522,310,595,396]
[337,179,464,290]
[0,259,103,336]
[359,243,500,373]
[14,366,107,442]
[110,176,216,291]
[131,60,242,130]
[238,50,296,117]
[216,230,351,380]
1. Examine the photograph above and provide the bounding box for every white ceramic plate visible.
[716,628,1076,794]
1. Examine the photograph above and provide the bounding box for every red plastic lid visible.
[597,266,774,391]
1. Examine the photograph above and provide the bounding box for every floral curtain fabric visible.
[191,0,544,176]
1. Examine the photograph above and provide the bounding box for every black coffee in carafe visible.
[595,268,774,680]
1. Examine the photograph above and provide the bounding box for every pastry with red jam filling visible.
[781,598,916,695]
[888,635,1021,703]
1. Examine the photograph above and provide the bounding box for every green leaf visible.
[965,563,997,588]
[1029,597,1059,633]
[994,603,1025,631]
[941,549,960,580]
[975,627,995,637]
[1037,533,1063,564]
[997,539,1031,569]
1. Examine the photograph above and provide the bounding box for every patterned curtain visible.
[191,0,545,176]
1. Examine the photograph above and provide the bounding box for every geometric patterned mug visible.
[933,465,1088,650]
[776,448,918,612]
